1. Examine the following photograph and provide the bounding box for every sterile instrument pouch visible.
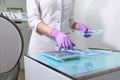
[41,50,80,62]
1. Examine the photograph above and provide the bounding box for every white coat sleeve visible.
[69,1,76,28]
[26,0,42,32]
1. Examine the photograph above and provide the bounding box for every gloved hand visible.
[50,28,75,49]
[76,23,92,38]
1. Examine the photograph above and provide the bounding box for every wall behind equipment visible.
[0,0,26,12]
[72,0,120,50]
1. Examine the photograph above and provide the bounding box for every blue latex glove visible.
[76,23,92,38]
[50,28,75,49]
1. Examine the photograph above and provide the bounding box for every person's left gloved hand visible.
[76,23,92,38]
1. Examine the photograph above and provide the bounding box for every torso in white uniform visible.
[27,0,75,54]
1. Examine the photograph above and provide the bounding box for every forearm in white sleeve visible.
[69,1,76,29]
[26,0,42,32]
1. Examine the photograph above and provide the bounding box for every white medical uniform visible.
[27,0,75,54]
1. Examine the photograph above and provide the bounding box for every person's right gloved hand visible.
[50,28,75,49]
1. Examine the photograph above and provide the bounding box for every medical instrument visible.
[76,29,104,36]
